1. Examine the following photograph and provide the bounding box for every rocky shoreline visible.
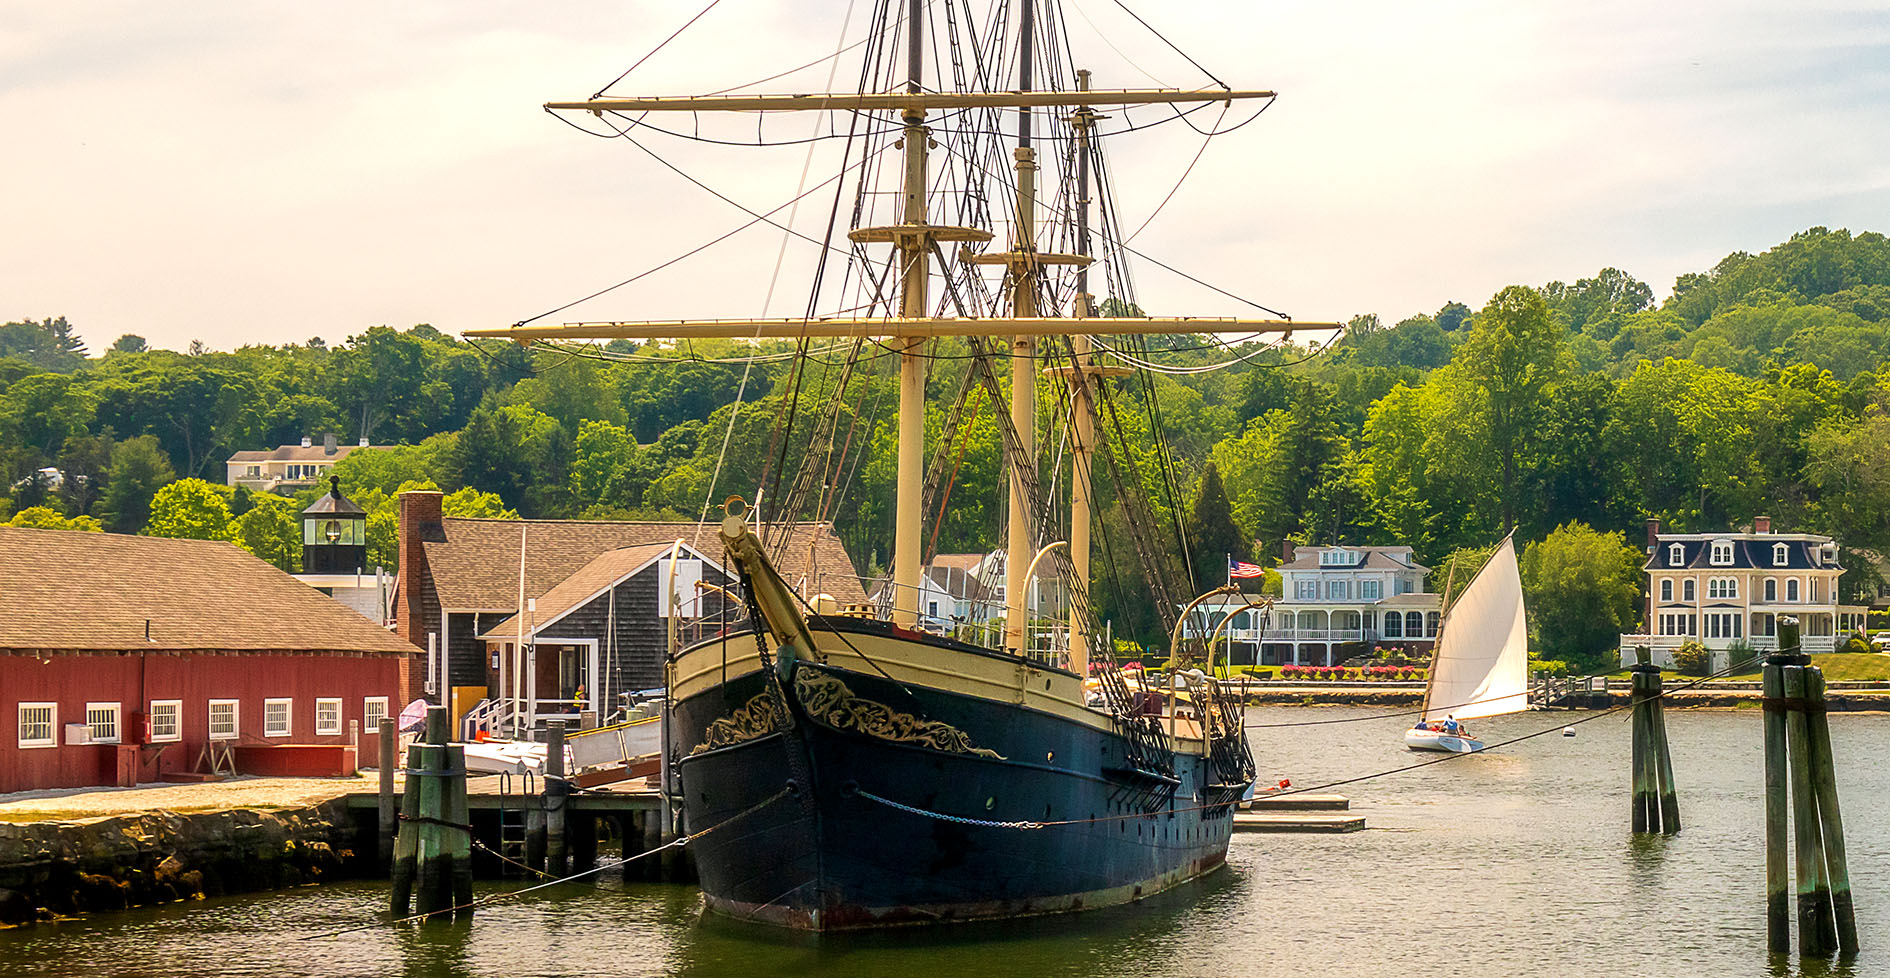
[0,800,369,926]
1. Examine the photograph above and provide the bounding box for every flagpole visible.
[1226,552,1232,588]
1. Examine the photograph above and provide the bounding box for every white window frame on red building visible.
[85,702,122,744]
[315,698,343,736]
[364,697,389,731]
[18,702,58,748]
[263,698,293,738]
[148,699,183,742]
[208,699,239,741]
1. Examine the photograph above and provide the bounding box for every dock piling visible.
[546,720,568,878]
[377,717,396,867]
[1628,665,1677,833]
[1762,650,1790,953]
[1803,667,1859,955]
[391,706,472,920]
[1783,663,1837,956]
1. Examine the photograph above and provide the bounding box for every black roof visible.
[1645,536,1831,572]
[301,477,366,518]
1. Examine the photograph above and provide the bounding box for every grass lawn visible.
[1606,653,1890,682]
[1719,652,1890,681]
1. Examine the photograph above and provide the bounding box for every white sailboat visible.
[1404,536,1529,753]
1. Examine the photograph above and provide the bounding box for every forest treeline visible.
[5,226,1890,666]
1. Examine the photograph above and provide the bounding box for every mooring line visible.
[1240,654,1766,730]
[851,655,1772,831]
[299,786,794,940]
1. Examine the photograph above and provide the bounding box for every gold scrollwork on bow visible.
[794,669,1005,760]
[689,692,782,755]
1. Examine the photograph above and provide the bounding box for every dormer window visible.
[1773,543,1789,567]
[1709,540,1733,565]
[1319,549,1356,567]
[1668,543,1684,566]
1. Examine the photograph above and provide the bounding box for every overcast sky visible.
[5,1,1887,354]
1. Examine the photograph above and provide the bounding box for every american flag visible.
[1228,558,1265,579]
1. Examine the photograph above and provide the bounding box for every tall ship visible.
[471,0,1333,930]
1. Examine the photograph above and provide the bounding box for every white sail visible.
[1426,537,1529,721]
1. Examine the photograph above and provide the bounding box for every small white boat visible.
[463,739,545,775]
[1402,728,1482,753]
[1405,535,1529,754]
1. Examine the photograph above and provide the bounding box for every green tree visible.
[233,494,300,570]
[0,317,87,371]
[1184,460,1246,591]
[330,327,448,443]
[5,506,103,532]
[101,436,176,533]
[569,419,639,506]
[108,334,148,355]
[1450,286,1572,532]
[146,479,237,541]
[1518,522,1644,672]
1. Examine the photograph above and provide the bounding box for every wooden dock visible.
[343,775,663,814]
[1234,793,1364,833]
[1232,812,1365,833]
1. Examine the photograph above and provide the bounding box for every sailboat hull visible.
[1402,728,1483,753]
[672,623,1245,930]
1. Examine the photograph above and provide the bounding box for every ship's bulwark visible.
[673,635,1241,931]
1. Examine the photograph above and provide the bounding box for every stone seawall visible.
[0,800,367,926]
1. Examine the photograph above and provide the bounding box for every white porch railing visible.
[1618,633,1839,669]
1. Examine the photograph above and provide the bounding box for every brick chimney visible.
[396,490,443,646]
[395,490,443,705]
[1282,539,1296,562]
[1754,515,1772,534]
[323,432,338,456]
[1645,518,1661,546]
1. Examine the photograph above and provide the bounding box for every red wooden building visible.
[0,527,419,794]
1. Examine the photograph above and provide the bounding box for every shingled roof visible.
[423,518,864,611]
[227,444,373,463]
[0,527,416,654]
[472,542,719,642]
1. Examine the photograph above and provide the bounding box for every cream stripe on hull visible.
[674,624,1211,752]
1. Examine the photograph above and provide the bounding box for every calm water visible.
[4,707,1886,977]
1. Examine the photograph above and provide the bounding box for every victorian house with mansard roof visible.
[1619,517,1869,670]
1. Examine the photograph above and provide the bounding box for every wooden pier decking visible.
[1234,793,1364,833]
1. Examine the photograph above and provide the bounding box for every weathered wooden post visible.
[1629,664,1657,832]
[1803,667,1858,955]
[389,734,421,912]
[413,707,453,920]
[378,717,397,867]
[1647,669,1680,833]
[1783,662,1837,956]
[443,721,474,915]
[1761,642,1791,953]
[546,720,569,878]
[393,706,472,920]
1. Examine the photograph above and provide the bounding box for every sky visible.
[4,0,1888,354]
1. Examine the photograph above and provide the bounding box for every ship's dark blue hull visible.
[673,636,1243,930]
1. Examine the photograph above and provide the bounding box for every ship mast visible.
[890,0,930,628]
[468,29,1329,636]
[1005,0,1040,653]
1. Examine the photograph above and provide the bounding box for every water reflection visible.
[3,709,1886,978]
[1626,830,1672,881]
